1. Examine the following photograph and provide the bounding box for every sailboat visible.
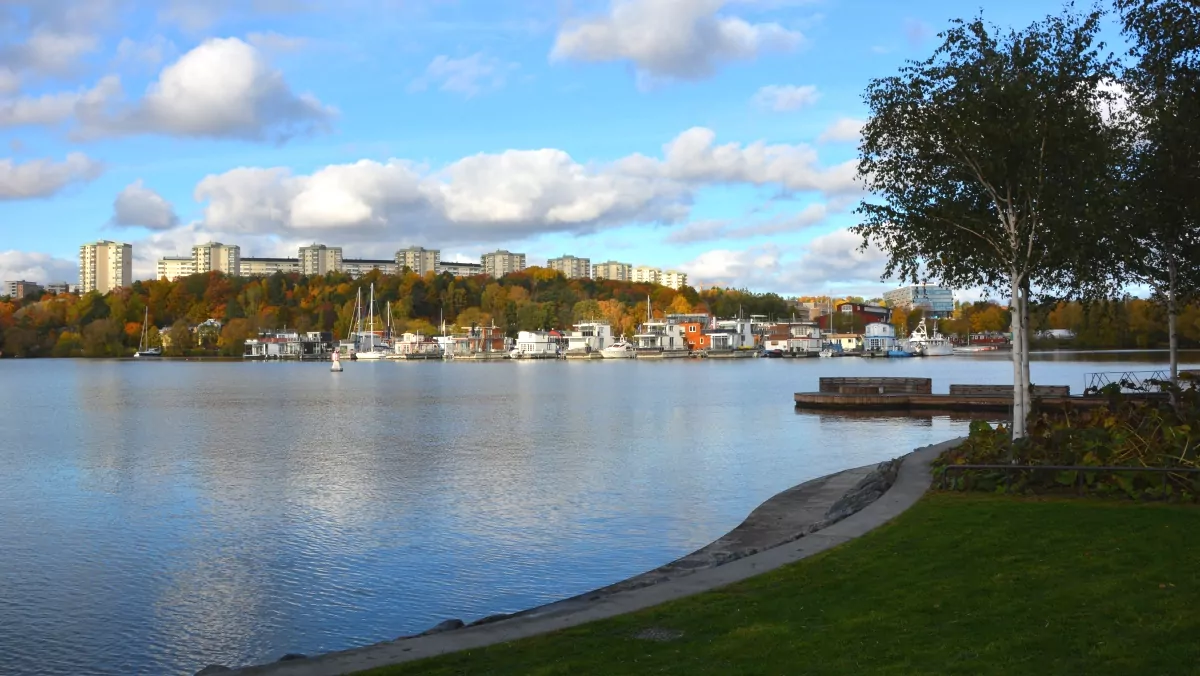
[355,283,389,360]
[134,307,161,357]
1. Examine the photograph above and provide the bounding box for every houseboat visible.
[511,330,561,359]
[564,321,616,359]
[632,319,689,358]
[243,330,334,360]
[394,332,443,360]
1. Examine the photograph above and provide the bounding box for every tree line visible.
[0,268,792,358]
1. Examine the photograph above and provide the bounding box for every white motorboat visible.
[600,340,635,359]
[907,319,953,356]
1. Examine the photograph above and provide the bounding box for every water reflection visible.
[0,353,1196,675]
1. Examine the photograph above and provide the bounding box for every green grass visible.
[362,494,1200,676]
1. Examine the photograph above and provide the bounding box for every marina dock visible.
[794,377,1112,412]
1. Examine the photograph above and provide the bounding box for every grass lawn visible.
[363,493,1200,676]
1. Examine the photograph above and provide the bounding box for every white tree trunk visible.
[1168,258,1179,385]
[1009,272,1028,440]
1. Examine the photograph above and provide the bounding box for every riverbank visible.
[364,493,1200,676]
[215,440,954,675]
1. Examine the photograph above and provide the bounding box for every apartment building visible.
[46,282,73,294]
[299,244,343,276]
[439,261,483,277]
[882,284,956,318]
[592,261,632,282]
[659,270,688,290]
[192,242,241,276]
[547,254,591,279]
[157,256,196,281]
[241,258,301,276]
[632,266,661,284]
[341,259,398,278]
[395,246,441,275]
[481,250,526,277]
[3,280,42,298]
[79,240,133,294]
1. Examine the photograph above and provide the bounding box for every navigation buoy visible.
[331,350,343,372]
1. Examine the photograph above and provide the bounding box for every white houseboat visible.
[564,321,616,358]
[511,330,561,359]
[632,319,689,358]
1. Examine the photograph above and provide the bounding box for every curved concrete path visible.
[227,438,959,676]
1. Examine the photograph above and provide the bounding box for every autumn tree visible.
[855,8,1125,438]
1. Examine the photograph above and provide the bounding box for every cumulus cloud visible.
[666,202,829,243]
[182,127,854,246]
[0,250,78,285]
[817,117,863,143]
[409,53,517,98]
[0,75,119,128]
[76,37,336,142]
[678,228,890,294]
[0,153,103,200]
[646,126,860,195]
[0,29,98,79]
[752,84,819,112]
[111,180,180,230]
[551,0,803,85]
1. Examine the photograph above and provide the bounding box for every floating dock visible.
[794,377,1113,412]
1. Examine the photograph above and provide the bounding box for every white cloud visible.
[111,180,180,230]
[114,36,177,68]
[76,37,336,142]
[649,126,860,195]
[0,152,103,200]
[817,117,863,143]
[246,31,310,54]
[0,67,21,95]
[409,53,517,98]
[551,0,803,85]
[0,250,78,285]
[183,126,854,246]
[666,202,829,243]
[752,84,819,112]
[679,228,890,293]
[0,29,98,78]
[0,75,120,127]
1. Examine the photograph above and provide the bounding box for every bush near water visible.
[936,382,1200,500]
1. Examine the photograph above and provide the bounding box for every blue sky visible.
[0,0,1126,297]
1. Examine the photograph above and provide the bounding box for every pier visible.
[794,377,1108,412]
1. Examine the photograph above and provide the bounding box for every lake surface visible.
[1,351,1195,675]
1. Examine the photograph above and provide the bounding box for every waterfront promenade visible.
[222,439,958,675]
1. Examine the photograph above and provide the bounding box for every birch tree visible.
[853,8,1125,439]
[1116,0,1200,385]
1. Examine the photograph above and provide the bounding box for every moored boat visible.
[600,341,635,359]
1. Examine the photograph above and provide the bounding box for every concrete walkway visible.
[227,438,959,676]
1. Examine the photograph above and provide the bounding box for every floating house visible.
[243,330,334,360]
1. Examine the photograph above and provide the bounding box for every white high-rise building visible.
[481,250,526,277]
[157,256,196,281]
[632,266,661,284]
[547,255,591,279]
[660,270,688,290]
[592,261,632,282]
[396,246,441,275]
[192,242,241,276]
[79,240,132,294]
[298,244,343,276]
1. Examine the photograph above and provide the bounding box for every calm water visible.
[1,352,1195,675]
